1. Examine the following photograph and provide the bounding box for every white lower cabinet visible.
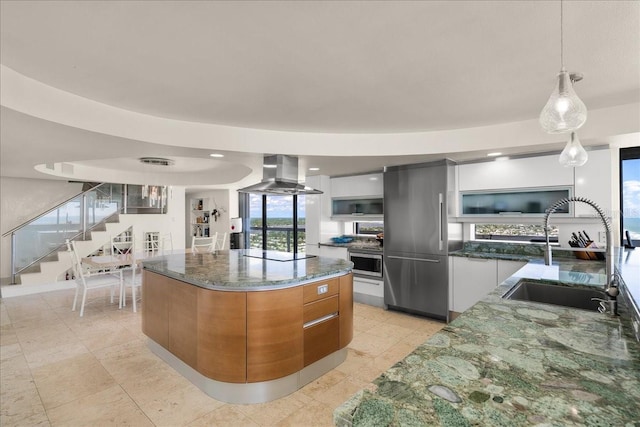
[450,257,528,313]
[451,257,497,313]
[497,260,528,285]
[353,276,384,308]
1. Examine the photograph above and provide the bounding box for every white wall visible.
[1,177,83,279]
[185,189,236,249]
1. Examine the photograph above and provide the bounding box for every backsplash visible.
[461,241,578,260]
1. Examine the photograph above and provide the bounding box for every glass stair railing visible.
[3,183,124,284]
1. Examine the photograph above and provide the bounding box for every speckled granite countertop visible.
[334,249,640,426]
[142,249,352,291]
[320,240,383,252]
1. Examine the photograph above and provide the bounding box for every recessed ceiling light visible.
[309,167,320,171]
[209,153,224,158]
[263,164,278,169]
[369,177,378,181]
[487,152,502,157]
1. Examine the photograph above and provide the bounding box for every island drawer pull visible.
[303,312,338,329]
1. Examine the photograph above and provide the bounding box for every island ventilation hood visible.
[237,154,322,195]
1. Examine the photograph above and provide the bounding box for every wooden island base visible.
[142,270,353,404]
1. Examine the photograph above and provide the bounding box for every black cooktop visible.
[243,249,316,262]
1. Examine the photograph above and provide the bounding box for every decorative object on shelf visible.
[539,0,587,135]
[211,199,226,222]
[559,132,588,167]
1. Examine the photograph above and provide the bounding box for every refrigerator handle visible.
[438,193,444,251]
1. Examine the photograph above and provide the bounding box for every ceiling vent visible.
[139,157,175,166]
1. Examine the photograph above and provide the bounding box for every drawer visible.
[303,278,339,304]
[303,295,339,324]
[303,316,339,366]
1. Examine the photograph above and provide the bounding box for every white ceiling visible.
[1,0,638,190]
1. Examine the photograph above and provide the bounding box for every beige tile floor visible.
[0,287,444,426]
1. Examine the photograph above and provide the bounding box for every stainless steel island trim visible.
[148,339,347,404]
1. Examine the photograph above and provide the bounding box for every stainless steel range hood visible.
[237,154,322,195]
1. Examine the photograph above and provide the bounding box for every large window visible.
[247,194,306,252]
[620,147,640,246]
[474,223,558,243]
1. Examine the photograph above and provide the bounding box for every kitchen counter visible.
[334,249,640,426]
[320,241,383,252]
[142,248,352,290]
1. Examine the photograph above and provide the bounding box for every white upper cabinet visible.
[574,149,612,217]
[331,173,383,198]
[458,155,573,191]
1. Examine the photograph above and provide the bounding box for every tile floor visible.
[1,288,444,426]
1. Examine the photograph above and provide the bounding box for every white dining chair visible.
[215,232,227,250]
[120,238,143,313]
[111,233,133,255]
[67,240,123,317]
[192,235,216,253]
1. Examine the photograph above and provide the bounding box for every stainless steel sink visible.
[502,279,605,311]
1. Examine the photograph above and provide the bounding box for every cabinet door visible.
[574,149,612,217]
[384,254,448,319]
[331,173,383,198]
[353,277,384,298]
[497,260,527,285]
[197,289,247,383]
[458,155,573,191]
[247,286,303,382]
[168,280,198,369]
[451,257,497,313]
[141,271,170,348]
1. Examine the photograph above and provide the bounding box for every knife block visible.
[574,242,599,260]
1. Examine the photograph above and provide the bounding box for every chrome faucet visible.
[543,196,619,314]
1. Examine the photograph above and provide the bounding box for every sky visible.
[623,158,640,219]
[250,194,306,219]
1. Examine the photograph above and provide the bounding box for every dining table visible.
[82,249,189,309]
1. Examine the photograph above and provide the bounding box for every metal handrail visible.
[11,211,121,279]
[2,182,109,237]
[4,182,124,284]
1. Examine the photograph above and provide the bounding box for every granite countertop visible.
[142,249,352,291]
[334,249,640,426]
[320,241,383,252]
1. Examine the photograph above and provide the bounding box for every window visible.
[245,194,306,253]
[354,221,384,235]
[620,147,640,246]
[474,223,558,243]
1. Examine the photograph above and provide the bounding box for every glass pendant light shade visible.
[559,132,588,167]
[539,69,588,134]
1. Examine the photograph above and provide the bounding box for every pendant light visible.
[559,132,588,167]
[539,0,587,134]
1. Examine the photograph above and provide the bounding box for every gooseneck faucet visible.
[543,197,619,311]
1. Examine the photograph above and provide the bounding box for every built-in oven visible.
[348,250,383,278]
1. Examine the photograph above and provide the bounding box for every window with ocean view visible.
[621,147,640,246]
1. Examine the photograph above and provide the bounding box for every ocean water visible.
[625,217,640,239]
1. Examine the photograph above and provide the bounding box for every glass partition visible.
[11,183,123,276]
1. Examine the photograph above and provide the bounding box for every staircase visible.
[16,214,137,286]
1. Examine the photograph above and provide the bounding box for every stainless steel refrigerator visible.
[383,159,462,321]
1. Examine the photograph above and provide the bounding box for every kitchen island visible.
[334,248,640,426]
[141,249,353,404]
